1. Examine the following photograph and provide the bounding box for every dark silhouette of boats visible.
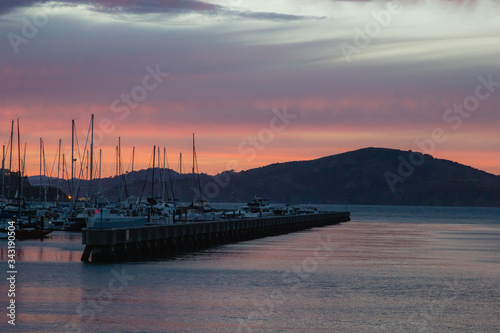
[15,228,52,240]
[64,215,87,231]
[0,223,52,241]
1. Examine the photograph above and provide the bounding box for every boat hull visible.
[0,229,52,240]
[64,218,87,231]
[86,216,146,229]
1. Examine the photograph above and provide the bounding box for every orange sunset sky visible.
[1,0,499,178]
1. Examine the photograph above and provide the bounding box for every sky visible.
[1,0,499,178]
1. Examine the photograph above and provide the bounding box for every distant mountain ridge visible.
[27,148,500,207]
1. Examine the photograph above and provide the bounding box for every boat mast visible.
[158,146,161,199]
[39,138,42,203]
[99,148,102,198]
[8,120,13,199]
[115,144,119,202]
[192,134,195,201]
[193,134,203,202]
[179,152,182,203]
[131,146,135,197]
[42,139,47,203]
[115,145,118,178]
[22,142,26,205]
[86,151,89,194]
[57,139,61,204]
[148,145,156,223]
[61,154,65,205]
[163,147,167,201]
[152,145,156,199]
[118,136,121,202]
[161,147,164,201]
[17,119,21,219]
[1,145,5,201]
[89,114,94,204]
[165,148,175,202]
[71,119,75,209]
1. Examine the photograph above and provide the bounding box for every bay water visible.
[1,205,499,332]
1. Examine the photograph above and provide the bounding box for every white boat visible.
[273,204,299,216]
[85,208,146,229]
[184,200,223,221]
[237,197,274,218]
[298,206,319,214]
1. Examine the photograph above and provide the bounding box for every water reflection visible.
[0,206,499,332]
[0,231,84,263]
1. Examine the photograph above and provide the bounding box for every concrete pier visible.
[81,212,350,263]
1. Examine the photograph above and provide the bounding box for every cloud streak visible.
[0,0,315,21]
[0,0,218,15]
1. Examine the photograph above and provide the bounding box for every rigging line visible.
[64,157,71,199]
[74,118,92,203]
[173,152,182,199]
[124,147,134,187]
[77,119,92,179]
[162,148,170,201]
[48,140,60,179]
[4,135,12,169]
[195,147,203,202]
[119,146,130,200]
[165,148,176,202]
[140,148,155,198]
[42,139,54,195]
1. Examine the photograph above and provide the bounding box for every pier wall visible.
[81,212,350,263]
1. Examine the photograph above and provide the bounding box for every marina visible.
[1,116,349,252]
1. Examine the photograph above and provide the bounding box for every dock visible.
[81,211,350,263]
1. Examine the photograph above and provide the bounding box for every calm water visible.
[1,205,499,332]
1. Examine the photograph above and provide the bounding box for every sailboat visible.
[63,118,87,231]
[1,119,52,240]
[181,134,222,222]
[144,145,179,225]
[64,115,100,231]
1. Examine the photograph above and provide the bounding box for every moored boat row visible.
[1,197,324,234]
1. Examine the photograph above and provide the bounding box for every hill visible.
[216,148,500,206]
[27,148,500,207]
